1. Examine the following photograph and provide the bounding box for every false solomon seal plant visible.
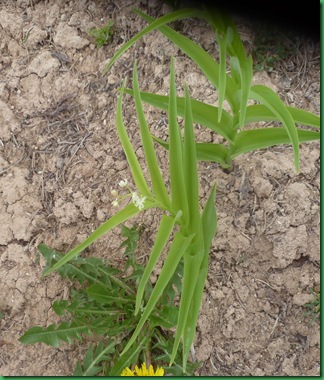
[21,6,320,375]
[41,58,217,370]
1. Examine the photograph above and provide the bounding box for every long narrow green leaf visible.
[245,104,320,128]
[250,85,300,172]
[43,202,155,276]
[124,89,234,141]
[132,62,171,208]
[126,89,319,137]
[183,85,200,233]
[209,10,252,128]
[135,214,176,315]
[153,135,231,168]
[169,58,188,220]
[182,184,217,369]
[230,128,320,158]
[230,57,253,128]
[170,247,204,366]
[238,55,253,127]
[171,95,214,366]
[205,10,245,62]
[74,341,115,376]
[169,88,206,365]
[133,9,237,109]
[117,80,151,197]
[287,107,320,128]
[102,8,199,76]
[121,232,194,356]
[201,184,217,263]
[109,334,151,376]
[215,30,227,122]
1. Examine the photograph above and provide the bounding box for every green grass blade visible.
[169,58,188,219]
[238,55,253,127]
[124,89,234,141]
[206,10,245,61]
[230,56,253,128]
[215,30,227,122]
[214,26,234,122]
[117,80,151,197]
[245,104,320,128]
[231,128,320,158]
[134,8,237,109]
[170,88,205,364]
[286,107,320,128]
[201,184,217,266]
[152,135,231,168]
[109,334,151,376]
[43,202,155,276]
[183,85,200,233]
[182,184,217,369]
[102,8,199,76]
[211,11,253,128]
[135,214,176,315]
[250,85,300,172]
[121,231,195,356]
[132,62,171,208]
[77,341,115,376]
[230,54,241,88]
[170,247,204,367]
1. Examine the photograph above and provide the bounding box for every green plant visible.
[20,226,199,376]
[22,7,320,375]
[102,8,319,172]
[100,6,319,368]
[303,288,320,324]
[88,20,114,48]
[36,55,217,372]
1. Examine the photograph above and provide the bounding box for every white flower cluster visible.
[111,179,146,211]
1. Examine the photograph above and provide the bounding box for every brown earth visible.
[0,0,320,376]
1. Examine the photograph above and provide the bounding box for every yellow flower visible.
[121,367,136,376]
[121,363,164,376]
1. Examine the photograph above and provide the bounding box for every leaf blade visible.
[168,57,188,219]
[124,89,234,141]
[245,104,320,128]
[134,8,237,108]
[132,62,171,208]
[117,80,151,197]
[135,214,176,314]
[102,8,200,76]
[231,128,320,158]
[43,202,155,276]
[250,85,300,171]
[121,232,194,356]
[19,322,92,347]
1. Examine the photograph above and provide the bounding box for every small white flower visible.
[132,192,146,210]
[119,179,128,188]
[137,197,146,210]
[132,192,140,203]
[112,200,119,207]
[111,189,118,197]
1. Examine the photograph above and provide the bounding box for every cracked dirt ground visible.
[0,0,320,376]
